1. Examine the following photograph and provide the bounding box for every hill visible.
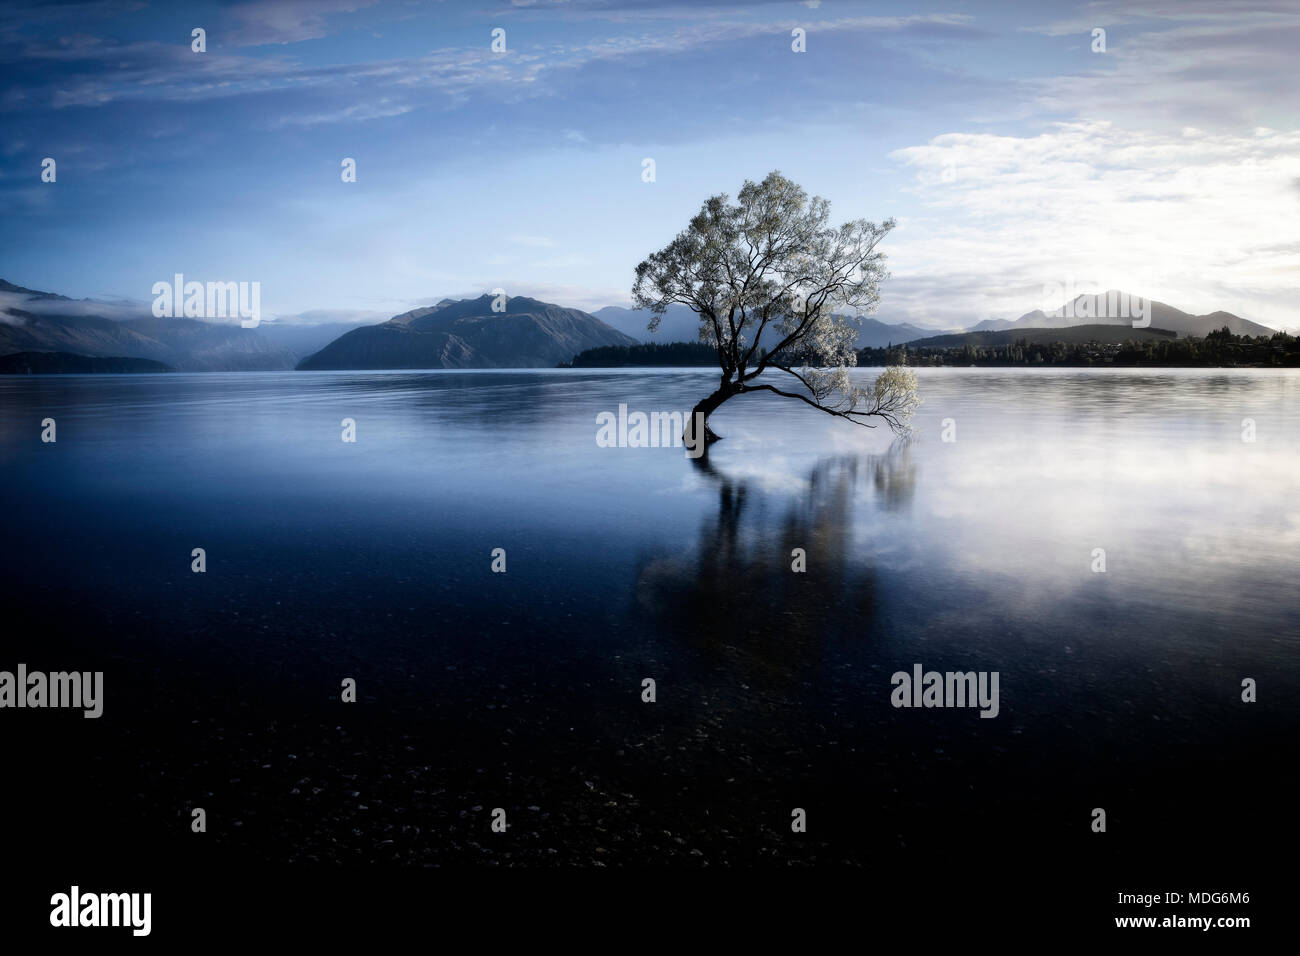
[256,322,375,361]
[906,325,1178,349]
[594,303,932,349]
[593,304,701,344]
[978,291,1274,338]
[299,295,637,370]
[0,351,172,374]
[561,341,718,367]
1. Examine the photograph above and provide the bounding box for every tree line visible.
[567,329,1299,369]
[856,329,1300,368]
[559,341,719,367]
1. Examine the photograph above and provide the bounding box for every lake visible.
[2,367,1296,877]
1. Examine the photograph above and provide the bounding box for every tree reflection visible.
[635,442,916,688]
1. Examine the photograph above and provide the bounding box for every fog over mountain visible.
[0,284,294,371]
[0,281,388,370]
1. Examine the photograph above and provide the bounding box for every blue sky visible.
[1,0,1296,330]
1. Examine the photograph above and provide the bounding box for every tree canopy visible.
[632,171,918,440]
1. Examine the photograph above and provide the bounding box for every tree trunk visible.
[687,384,738,447]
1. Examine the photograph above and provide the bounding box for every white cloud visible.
[0,289,148,321]
[507,234,556,248]
[885,122,1300,329]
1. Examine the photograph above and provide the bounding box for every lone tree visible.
[633,171,918,444]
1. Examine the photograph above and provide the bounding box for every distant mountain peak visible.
[299,294,636,370]
[981,291,1273,338]
[0,279,69,301]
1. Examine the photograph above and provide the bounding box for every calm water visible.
[2,367,1297,870]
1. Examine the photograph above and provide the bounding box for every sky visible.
[0,0,1296,331]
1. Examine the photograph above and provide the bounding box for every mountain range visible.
[0,279,1280,372]
[594,303,933,349]
[965,291,1275,338]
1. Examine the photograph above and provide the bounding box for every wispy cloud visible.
[224,0,382,47]
[508,234,556,248]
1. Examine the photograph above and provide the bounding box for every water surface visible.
[2,367,1295,869]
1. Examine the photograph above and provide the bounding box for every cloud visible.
[223,0,381,47]
[0,293,30,325]
[267,97,416,128]
[0,8,976,118]
[882,122,1300,328]
[0,289,149,321]
[1022,0,1295,36]
[256,307,392,325]
[1,38,308,111]
[507,234,556,248]
[1022,4,1300,132]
